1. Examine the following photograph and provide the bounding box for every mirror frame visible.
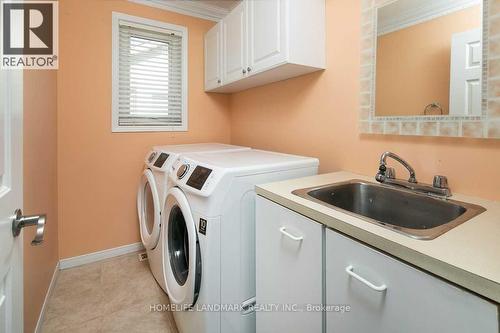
[358,0,500,138]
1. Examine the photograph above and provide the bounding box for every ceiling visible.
[203,0,240,11]
[130,0,241,21]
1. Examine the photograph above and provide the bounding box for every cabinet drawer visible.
[256,196,322,333]
[326,229,499,333]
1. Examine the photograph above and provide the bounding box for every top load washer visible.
[162,149,319,333]
[137,143,249,292]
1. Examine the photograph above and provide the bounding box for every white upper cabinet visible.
[247,0,287,74]
[222,1,247,85]
[204,22,222,91]
[205,0,326,93]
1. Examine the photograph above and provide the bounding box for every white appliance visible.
[162,149,319,333]
[137,143,249,292]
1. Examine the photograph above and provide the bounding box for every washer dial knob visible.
[147,152,157,163]
[177,164,190,179]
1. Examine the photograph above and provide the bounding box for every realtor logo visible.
[1,1,58,69]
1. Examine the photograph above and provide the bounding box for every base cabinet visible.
[326,229,499,333]
[256,196,499,333]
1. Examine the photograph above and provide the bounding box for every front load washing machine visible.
[137,143,249,293]
[162,149,319,333]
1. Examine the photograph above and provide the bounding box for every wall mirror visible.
[359,0,500,138]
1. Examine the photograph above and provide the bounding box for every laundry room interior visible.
[4,0,500,332]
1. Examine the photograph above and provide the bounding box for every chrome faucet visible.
[375,151,452,198]
[376,152,417,183]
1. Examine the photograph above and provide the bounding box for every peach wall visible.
[230,0,500,201]
[57,0,231,258]
[376,5,481,116]
[23,70,58,333]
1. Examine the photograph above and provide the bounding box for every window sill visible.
[111,125,188,133]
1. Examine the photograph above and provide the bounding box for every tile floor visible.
[41,252,178,333]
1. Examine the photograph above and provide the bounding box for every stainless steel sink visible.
[292,179,486,240]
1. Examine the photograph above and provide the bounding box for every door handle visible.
[12,209,46,246]
[345,265,387,292]
[279,226,303,241]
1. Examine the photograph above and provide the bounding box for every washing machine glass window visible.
[143,181,156,234]
[168,205,189,286]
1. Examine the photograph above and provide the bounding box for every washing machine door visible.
[163,187,201,307]
[137,169,161,250]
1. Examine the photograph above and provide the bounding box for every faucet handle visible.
[433,175,449,189]
[385,167,396,179]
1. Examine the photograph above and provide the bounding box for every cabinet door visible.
[247,0,288,74]
[256,196,322,333]
[204,22,222,91]
[326,229,498,333]
[222,1,247,84]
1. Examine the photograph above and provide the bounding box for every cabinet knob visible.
[242,68,247,74]
[247,67,252,72]
[217,79,221,84]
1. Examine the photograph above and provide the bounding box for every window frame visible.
[111,12,188,132]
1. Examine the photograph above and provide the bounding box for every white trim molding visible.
[378,0,481,35]
[129,0,234,22]
[59,242,145,270]
[34,262,59,333]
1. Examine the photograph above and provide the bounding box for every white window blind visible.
[112,14,187,132]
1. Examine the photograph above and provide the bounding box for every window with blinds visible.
[112,13,187,132]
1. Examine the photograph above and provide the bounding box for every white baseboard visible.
[34,261,59,333]
[59,242,145,270]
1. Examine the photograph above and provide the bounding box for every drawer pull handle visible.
[279,227,303,241]
[345,265,387,292]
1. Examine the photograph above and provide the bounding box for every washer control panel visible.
[145,150,171,171]
[171,157,220,196]
[186,166,212,190]
[153,152,170,168]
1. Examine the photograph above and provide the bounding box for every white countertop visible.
[256,171,500,304]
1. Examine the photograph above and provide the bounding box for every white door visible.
[222,1,247,84]
[326,229,498,333]
[256,196,322,333]
[247,0,288,75]
[0,69,24,332]
[204,22,222,91]
[450,28,482,116]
